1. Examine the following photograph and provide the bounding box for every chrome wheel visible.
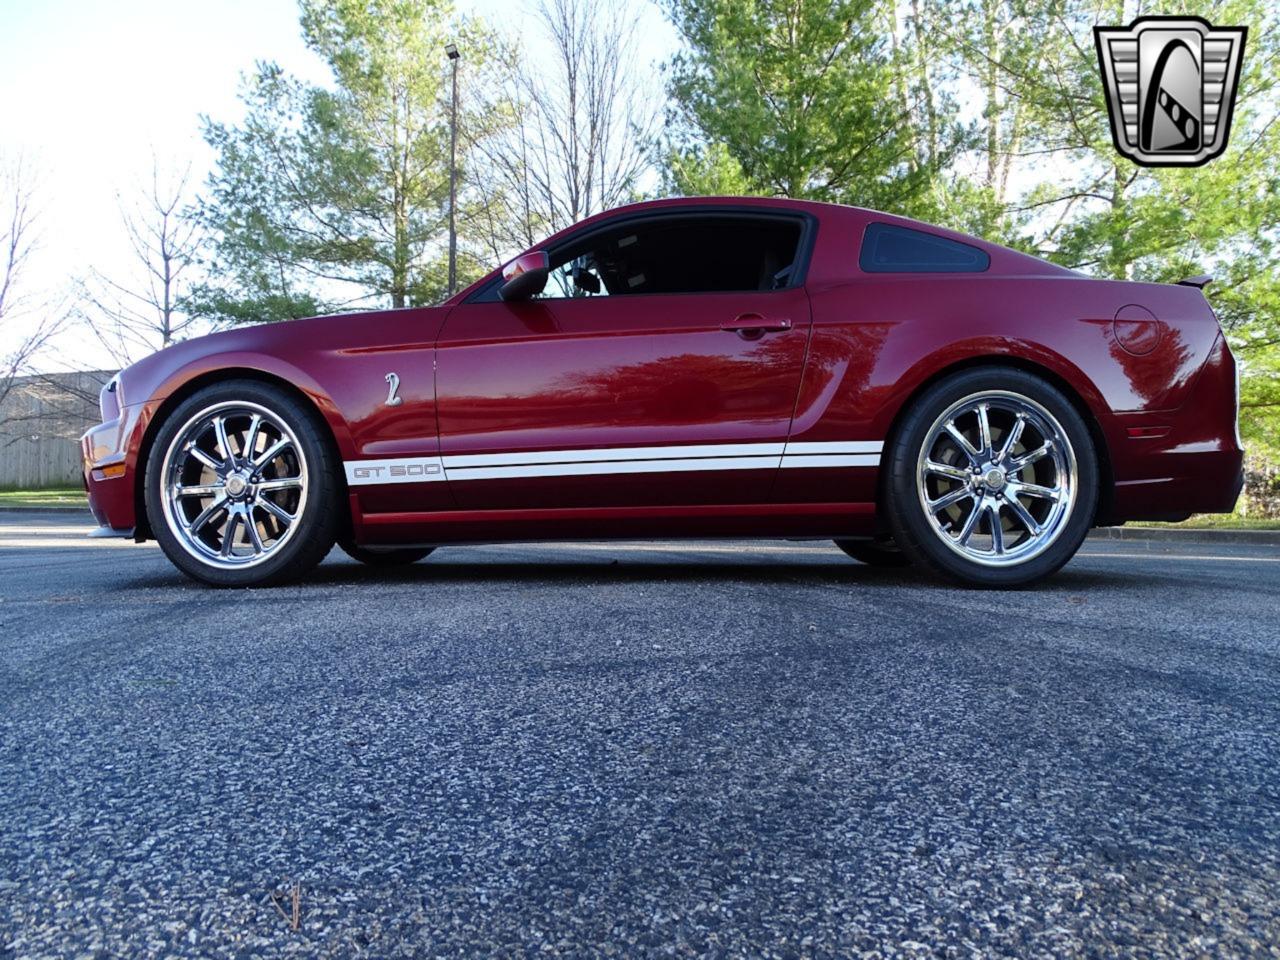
[160,401,309,569]
[916,390,1077,568]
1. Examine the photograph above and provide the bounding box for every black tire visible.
[833,538,912,567]
[144,379,342,587]
[339,541,435,566]
[884,366,1099,587]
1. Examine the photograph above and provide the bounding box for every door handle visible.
[721,314,793,338]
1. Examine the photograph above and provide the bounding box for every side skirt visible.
[353,502,876,547]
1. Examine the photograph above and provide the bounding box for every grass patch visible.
[0,488,89,509]
[1142,513,1280,531]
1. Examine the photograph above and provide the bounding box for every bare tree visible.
[81,160,205,365]
[0,156,67,418]
[469,0,660,261]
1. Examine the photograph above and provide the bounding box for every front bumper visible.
[81,404,148,536]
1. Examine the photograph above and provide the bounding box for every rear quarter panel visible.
[781,205,1225,504]
[796,274,1218,433]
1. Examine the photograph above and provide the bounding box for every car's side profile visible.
[81,197,1243,587]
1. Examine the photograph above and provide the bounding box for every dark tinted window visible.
[533,215,804,299]
[859,222,990,273]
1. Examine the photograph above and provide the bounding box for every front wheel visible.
[884,367,1098,587]
[145,380,342,587]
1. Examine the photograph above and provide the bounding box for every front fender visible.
[134,350,358,461]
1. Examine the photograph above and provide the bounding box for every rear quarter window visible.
[859,222,990,273]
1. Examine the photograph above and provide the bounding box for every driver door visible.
[434,211,814,510]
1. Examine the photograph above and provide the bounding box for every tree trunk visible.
[983,0,1000,188]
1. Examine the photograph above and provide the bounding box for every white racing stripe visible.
[449,456,784,481]
[345,440,883,486]
[782,441,883,455]
[779,454,880,469]
[444,442,786,467]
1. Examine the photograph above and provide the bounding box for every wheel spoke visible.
[242,415,262,461]
[1008,442,1052,472]
[255,477,302,492]
[254,437,292,469]
[1004,494,1042,536]
[213,416,235,463]
[176,484,222,498]
[924,459,970,482]
[1011,481,1061,501]
[188,446,222,472]
[257,496,295,526]
[998,415,1026,464]
[976,404,993,458]
[220,510,241,556]
[943,421,980,465]
[955,500,983,545]
[987,503,1005,555]
[928,485,974,513]
[245,509,267,554]
[188,495,229,534]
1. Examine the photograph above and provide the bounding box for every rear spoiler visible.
[1177,275,1213,289]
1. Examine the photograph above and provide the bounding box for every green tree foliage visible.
[662,0,963,217]
[196,0,505,323]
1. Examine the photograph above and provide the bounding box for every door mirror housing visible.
[499,251,550,301]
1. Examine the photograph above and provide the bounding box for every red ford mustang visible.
[81,197,1242,587]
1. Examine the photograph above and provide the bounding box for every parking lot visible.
[2,512,1278,957]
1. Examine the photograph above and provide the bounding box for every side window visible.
[534,215,804,299]
[859,222,990,273]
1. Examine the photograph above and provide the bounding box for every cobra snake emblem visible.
[384,372,403,407]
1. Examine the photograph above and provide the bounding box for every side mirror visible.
[499,251,550,301]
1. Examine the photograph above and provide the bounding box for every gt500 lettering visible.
[345,458,446,486]
[391,463,440,478]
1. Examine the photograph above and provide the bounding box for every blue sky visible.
[0,0,676,368]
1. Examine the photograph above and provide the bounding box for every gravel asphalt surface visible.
[2,512,1278,958]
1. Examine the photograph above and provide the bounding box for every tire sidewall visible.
[885,367,1099,587]
[145,381,340,587]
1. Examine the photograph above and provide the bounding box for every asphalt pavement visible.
[2,513,1278,958]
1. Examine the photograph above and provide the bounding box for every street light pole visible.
[445,42,460,298]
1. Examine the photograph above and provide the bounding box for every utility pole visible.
[445,42,460,297]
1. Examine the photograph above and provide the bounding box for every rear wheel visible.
[339,541,435,566]
[884,367,1098,587]
[833,538,912,567]
[145,380,341,587]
